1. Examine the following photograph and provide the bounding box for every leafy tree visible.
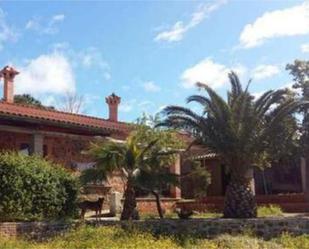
[81,114,184,219]
[159,71,307,218]
[133,114,184,218]
[135,156,178,219]
[14,94,55,110]
[264,90,301,164]
[181,160,212,199]
[82,136,160,220]
[286,60,309,156]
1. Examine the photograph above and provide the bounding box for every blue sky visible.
[0,0,308,122]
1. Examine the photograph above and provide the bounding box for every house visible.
[180,141,309,212]
[0,65,181,213]
[0,64,308,213]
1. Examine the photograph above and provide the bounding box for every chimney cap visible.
[106,93,121,104]
[0,65,19,79]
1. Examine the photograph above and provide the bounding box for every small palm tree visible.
[160,72,307,218]
[135,148,179,219]
[83,136,158,220]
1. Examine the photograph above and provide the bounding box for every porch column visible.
[31,133,44,156]
[301,157,309,201]
[245,168,256,196]
[170,154,181,199]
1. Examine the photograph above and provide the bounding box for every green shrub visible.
[274,233,309,249]
[0,152,79,221]
[257,205,284,217]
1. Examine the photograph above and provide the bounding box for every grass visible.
[257,205,284,217]
[141,205,283,220]
[0,225,308,249]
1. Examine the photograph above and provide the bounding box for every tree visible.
[135,154,178,219]
[82,136,159,220]
[265,89,301,163]
[14,94,55,110]
[286,60,309,156]
[133,114,184,218]
[181,160,212,199]
[81,114,184,219]
[159,71,307,218]
[59,92,84,114]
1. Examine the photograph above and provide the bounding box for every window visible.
[19,143,30,155]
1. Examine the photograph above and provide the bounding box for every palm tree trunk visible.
[120,178,137,220]
[151,190,164,219]
[223,170,257,218]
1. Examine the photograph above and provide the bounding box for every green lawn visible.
[141,204,284,220]
[1,225,308,249]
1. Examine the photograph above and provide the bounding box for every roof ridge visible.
[0,100,131,126]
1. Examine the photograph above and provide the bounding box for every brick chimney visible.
[0,66,19,103]
[105,93,121,122]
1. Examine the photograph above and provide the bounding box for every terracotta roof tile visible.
[0,101,131,133]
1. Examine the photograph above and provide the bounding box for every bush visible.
[0,152,79,221]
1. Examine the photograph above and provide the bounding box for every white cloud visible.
[251,64,280,80]
[15,52,75,95]
[155,0,227,42]
[155,105,168,114]
[52,44,111,81]
[0,9,18,50]
[40,95,58,107]
[252,91,264,100]
[119,99,156,114]
[119,99,136,113]
[25,14,65,35]
[181,58,246,89]
[239,2,309,48]
[301,43,309,53]
[77,47,111,80]
[52,14,65,22]
[142,81,161,92]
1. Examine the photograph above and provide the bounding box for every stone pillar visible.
[110,191,123,216]
[31,133,44,156]
[170,154,181,199]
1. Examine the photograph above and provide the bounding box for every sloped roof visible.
[176,131,219,160]
[0,101,131,134]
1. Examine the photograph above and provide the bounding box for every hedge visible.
[0,152,79,221]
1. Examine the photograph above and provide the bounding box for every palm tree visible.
[83,136,158,220]
[159,72,307,218]
[135,149,179,219]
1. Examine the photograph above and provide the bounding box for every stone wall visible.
[91,218,309,239]
[2,218,309,239]
[0,222,73,239]
[176,193,309,213]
